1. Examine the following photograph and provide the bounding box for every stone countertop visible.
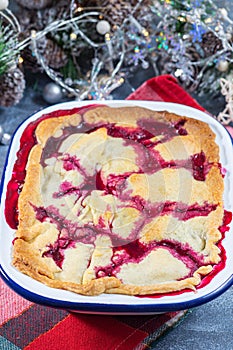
[152,286,233,349]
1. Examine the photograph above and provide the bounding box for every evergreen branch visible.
[0,22,19,76]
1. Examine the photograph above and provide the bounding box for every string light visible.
[217,77,233,124]
[174,68,184,77]
[75,6,83,13]
[70,32,77,40]
[1,0,233,102]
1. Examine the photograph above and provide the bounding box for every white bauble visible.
[0,0,9,10]
[217,60,229,72]
[220,8,228,19]
[96,20,111,35]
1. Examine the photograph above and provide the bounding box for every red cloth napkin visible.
[1,74,207,350]
[127,74,205,112]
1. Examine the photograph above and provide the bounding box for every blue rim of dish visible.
[1,101,233,313]
[1,263,233,313]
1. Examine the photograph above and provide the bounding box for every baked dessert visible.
[10,105,227,296]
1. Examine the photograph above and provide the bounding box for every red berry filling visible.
[33,198,218,269]
[42,235,75,269]
[95,239,202,279]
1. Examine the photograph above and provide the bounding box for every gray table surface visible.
[0,67,233,349]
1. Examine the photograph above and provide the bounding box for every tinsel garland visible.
[0,0,233,123]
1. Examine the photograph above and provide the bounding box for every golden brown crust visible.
[36,113,81,146]
[84,107,219,161]
[11,105,225,296]
[105,266,213,295]
[17,145,43,240]
[13,239,121,295]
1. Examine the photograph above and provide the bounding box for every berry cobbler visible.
[8,105,228,296]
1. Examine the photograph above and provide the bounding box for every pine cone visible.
[97,0,152,28]
[36,0,71,28]
[79,0,98,7]
[21,37,68,72]
[20,36,47,73]
[15,0,53,10]
[132,0,153,27]
[0,67,26,107]
[43,39,68,69]
[17,0,70,33]
[131,0,152,14]
[17,9,39,33]
[201,31,223,57]
[131,0,152,6]
[97,0,133,27]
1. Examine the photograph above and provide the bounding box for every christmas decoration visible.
[0,0,9,11]
[0,14,19,76]
[0,125,11,144]
[0,7,26,106]
[0,0,233,117]
[97,0,133,28]
[96,20,111,35]
[0,67,25,106]
[200,31,223,57]
[39,38,68,69]
[217,77,233,125]
[15,0,53,10]
[42,82,63,104]
[216,60,229,73]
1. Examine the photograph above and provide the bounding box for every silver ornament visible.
[42,83,63,104]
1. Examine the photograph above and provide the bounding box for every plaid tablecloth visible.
[0,74,210,350]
